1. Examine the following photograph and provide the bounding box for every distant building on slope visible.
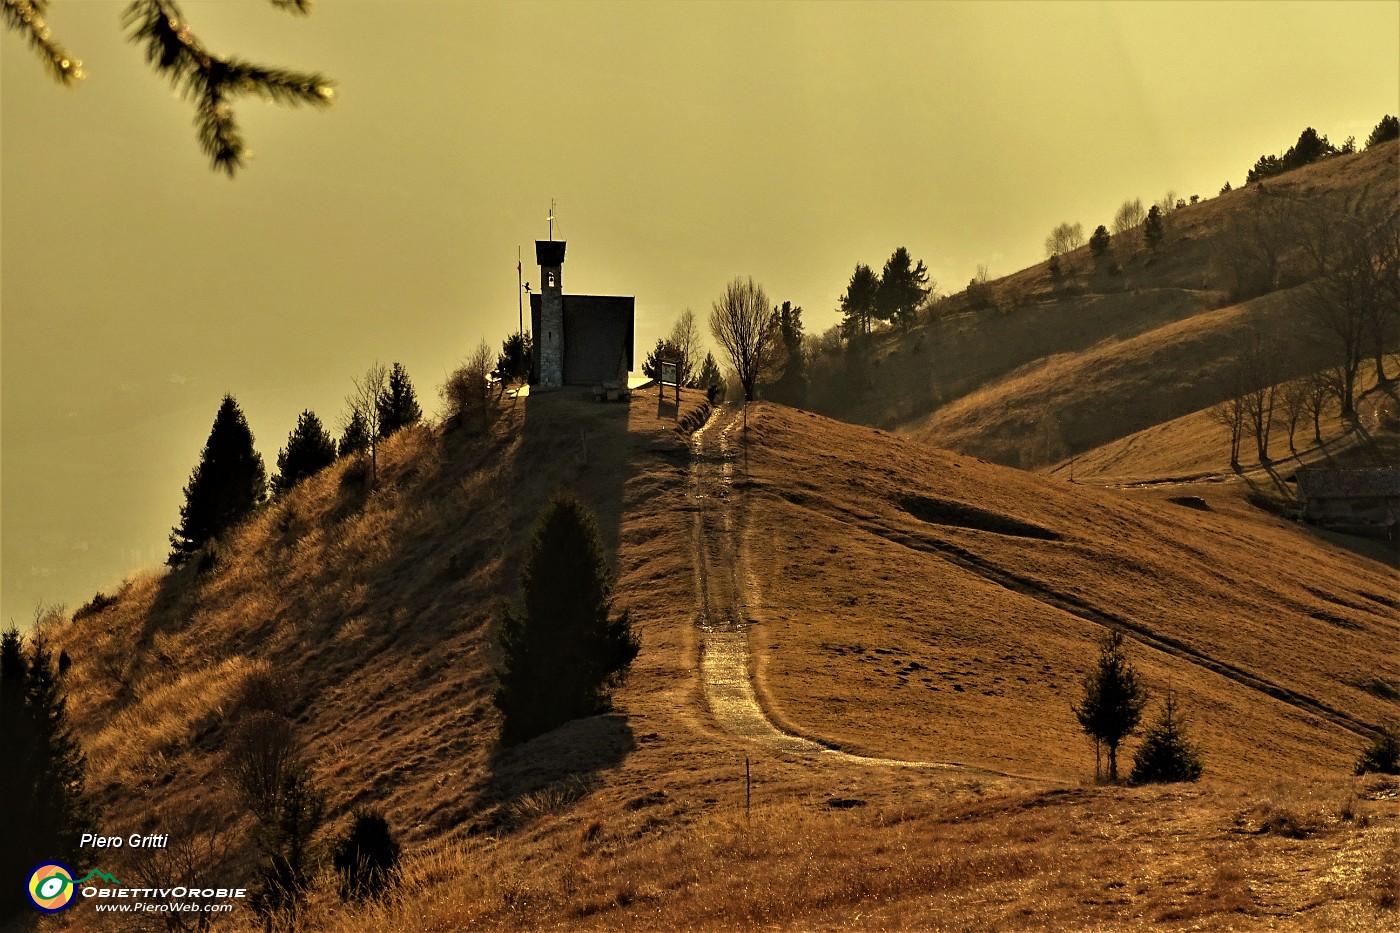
[529,240,635,389]
[1294,467,1400,539]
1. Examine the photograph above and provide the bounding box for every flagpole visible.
[517,245,524,383]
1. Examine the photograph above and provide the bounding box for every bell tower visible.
[535,239,566,389]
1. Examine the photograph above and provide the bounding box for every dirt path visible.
[688,404,1014,773]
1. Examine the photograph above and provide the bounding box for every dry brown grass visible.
[810,140,1398,473]
[39,369,1400,929]
[737,404,1399,789]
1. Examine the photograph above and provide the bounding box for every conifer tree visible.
[0,630,97,922]
[333,809,401,901]
[839,263,880,338]
[494,493,639,744]
[5,0,335,175]
[337,409,370,459]
[272,410,337,496]
[1073,628,1148,782]
[642,338,682,381]
[697,352,725,401]
[376,362,422,439]
[1130,691,1204,783]
[1089,224,1111,259]
[875,247,931,331]
[1144,204,1164,249]
[766,301,807,405]
[169,394,266,565]
[1366,114,1399,148]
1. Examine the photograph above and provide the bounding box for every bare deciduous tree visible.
[346,362,388,484]
[1278,376,1311,456]
[668,308,703,388]
[1044,221,1084,258]
[1239,327,1282,465]
[1208,393,1246,472]
[709,276,776,403]
[1112,198,1146,236]
[442,340,496,431]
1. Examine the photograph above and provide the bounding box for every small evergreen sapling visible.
[1355,726,1400,775]
[1130,691,1204,783]
[332,808,401,901]
[1073,628,1148,782]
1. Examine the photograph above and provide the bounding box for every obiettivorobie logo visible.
[26,862,123,913]
[25,857,247,916]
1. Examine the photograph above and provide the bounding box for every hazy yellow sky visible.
[2,0,1398,626]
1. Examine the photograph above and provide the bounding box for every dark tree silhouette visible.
[1130,692,1203,783]
[697,352,725,401]
[642,338,682,381]
[169,394,266,565]
[376,362,422,440]
[332,808,401,902]
[839,263,880,338]
[1089,225,1111,260]
[0,629,97,922]
[1354,726,1399,775]
[875,247,931,331]
[1073,628,1148,782]
[272,410,337,496]
[1143,204,1164,250]
[709,276,776,403]
[491,332,534,384]
[4,0,335,175]
[494,493,638,744]
[1247,126,1340,183]
[765,301,807,405]
[338,409,371,460]
[1366,114,1399,148]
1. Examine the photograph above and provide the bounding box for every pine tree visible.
[839,263,880,338]
[338,409,371,459]
[0,630,97,922]
[1143,205,1164,250]
[491,332,533,384]
[766,301,807,405]
[1366,114,1399,148]
[697,352,725,401]
[1073,629,1148,782]
[253,768,327,914]
[494,493,639,744]
[1355,726,1400,775]
[875,247,931,331]
[7,0,336,175]
[272,410,337,496]
[642,338,681,381]
[1130,691,1204,783]
[376,362,422,439]
[169,394,266,565]
[1089,224,1111,259]
[332,808,401,901]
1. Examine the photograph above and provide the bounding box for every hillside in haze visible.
[806,140,1399,472]
[27,389,1400,930]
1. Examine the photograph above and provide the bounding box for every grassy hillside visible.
[28,396,1400,931]
[809,140,1399,470]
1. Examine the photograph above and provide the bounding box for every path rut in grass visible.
[688,404,1009,773]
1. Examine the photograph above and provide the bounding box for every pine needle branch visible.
[2,0,83,85]
[121,0,335,176]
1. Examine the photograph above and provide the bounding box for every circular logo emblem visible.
[27,862,77,913]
